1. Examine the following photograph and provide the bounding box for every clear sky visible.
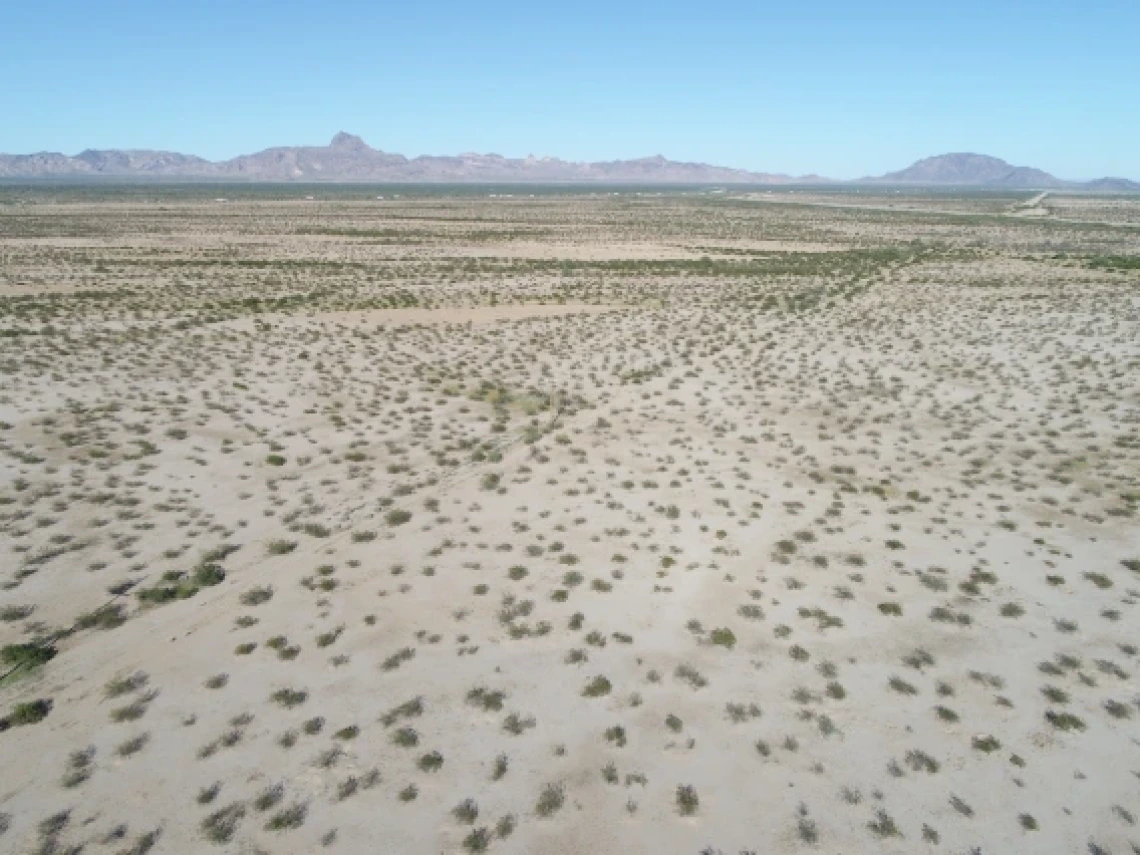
[3,0,1137,179]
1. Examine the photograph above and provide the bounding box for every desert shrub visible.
[75,603,127,631]
[193,563,226,587]
[463,827,491,853]
[270,688,308,708]
[1,605,34,622]
[4,698,52,726]
[254,784,285,812]
[105,672,148,697]
[2,641,57,668]
[265,802,307,831]
[535,783,565,817]
[676,784,699,815]
[466,687,506,712]
[710,627,736,648]
[201,803,245,844]
[582,676,612,697]
[453,798,479,824]
[868,809,901,838]
[496,813,516,838]
[675,664,708,689]
[240,586,273,606]
[971,734,1001,752]
[1045,710,1086,731]
[418,750,444,771]
[490,753,510,780]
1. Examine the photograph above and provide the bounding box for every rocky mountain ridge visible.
[0,134,1135,188]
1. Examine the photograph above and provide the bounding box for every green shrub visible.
[1045,710,1086,731]
[1,641,57,668]
[710,627,736,649]
[535,783,565,817]
[582,676,612,697]
[193,563,226,587]
[676,784,700,815]
[5,698,52,726]
[240,586,273,606]
[137,580,196,605]
[418,750,444,771]
[201,803,245,844]
[270,688,308,708]
[75,604,127,631]
[386,509,412,526]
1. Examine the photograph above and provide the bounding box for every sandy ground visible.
[0,187,1138,855]
[218,303,625,333]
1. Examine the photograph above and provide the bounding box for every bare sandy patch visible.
[216,302,625,334]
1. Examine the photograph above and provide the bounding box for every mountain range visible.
[0,134,1136,190]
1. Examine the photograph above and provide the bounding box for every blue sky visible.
[2,0,1137,179]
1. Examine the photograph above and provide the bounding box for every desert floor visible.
[1,184,1138,855]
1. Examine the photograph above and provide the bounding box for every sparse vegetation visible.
[0,184,1135,855]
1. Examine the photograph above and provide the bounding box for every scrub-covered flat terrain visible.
[1,185,1138,855]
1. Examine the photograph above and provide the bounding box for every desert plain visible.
[0,184,1138,854]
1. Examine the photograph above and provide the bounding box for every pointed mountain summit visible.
[329,132,370,151]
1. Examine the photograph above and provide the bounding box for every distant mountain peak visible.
[1082,176,1140,192]
[868,152,1066,188]
[329,132,369,151]
[919,152,1004,166]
